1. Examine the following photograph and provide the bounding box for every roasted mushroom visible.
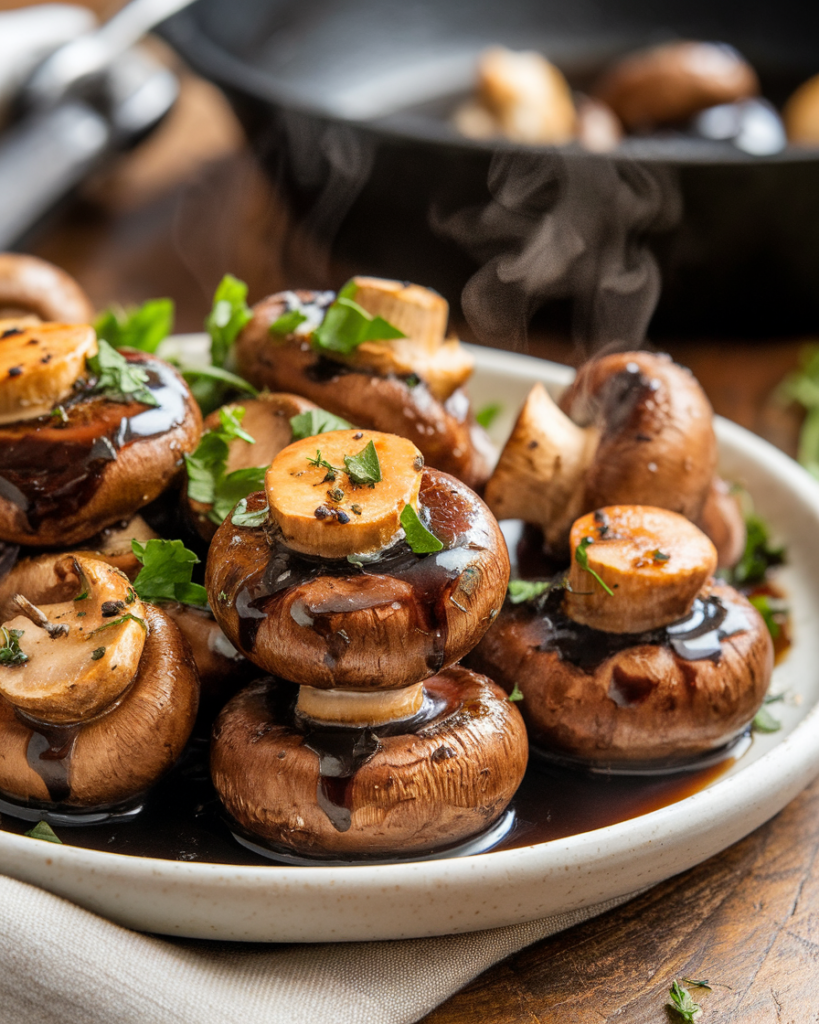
[233,278,494,490]
[0,321,202,546]
[484,351,733,560]
[208,427,525,858]
[468,506,773,768]
[0,556,199,814]
[0,253,94,324]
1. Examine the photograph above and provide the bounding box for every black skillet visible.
[163,0,819,341]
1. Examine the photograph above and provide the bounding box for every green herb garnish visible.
[73,590,89,602]
[270,309,308,335]
[731,513,785,586]
[89,612,147,637]
[312,281,405,356]
[507,579,551,604]
[575,537,615,596]
[753,705,782,733]
[508,683,524,702]
[344,440,382,486]
[205,274,253,368]
[0,627,28,666]
[307,450,341,480]
[91,647,106,661]
[94,298,174,354]
[87,339,158,407]
[400,504,443,554]
[289,408,353,441]
[668,980,701,1022]
[231,498,269,528]
[181,364,258,406]
[749,593,787,640]
[50,405,68,424]
[25,821,62,844]
[681,979,712,991]
[184,406,267,525]
[651,549,670,562]
[475,403,502,429]
[131,539,208,607]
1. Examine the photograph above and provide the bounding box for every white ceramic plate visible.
[1,343,818,943]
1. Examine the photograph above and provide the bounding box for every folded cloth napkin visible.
[0,874,641,1024]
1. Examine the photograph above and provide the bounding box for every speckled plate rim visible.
[1,342,817,944]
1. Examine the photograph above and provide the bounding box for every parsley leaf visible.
[508,579,551,604]
[312,281,405,356]
[475,403,502,429]
[290,408,353,441]
[508,682,524,702]
[731,512,785,586]
[753,705,782,733]
[0,626,28,666]
[131,539,208,607]
[668,980,701,1022]
[87,339,158,407]
[211,467,268,524]
[575,537,615,596]
[25,821,62,844]
[205,274,254,368]
[270,309,308,335]
[94,298,174,354]
[344,440,382,486]
[400,504,443,554]
[231,498,269,528]
[749,593,787,640]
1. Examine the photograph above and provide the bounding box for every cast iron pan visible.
[163,0,819,341]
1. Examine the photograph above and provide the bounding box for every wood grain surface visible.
[5,5,819,1019]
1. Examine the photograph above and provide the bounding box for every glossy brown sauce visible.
[0,354,188,529]
[17,714,79,804]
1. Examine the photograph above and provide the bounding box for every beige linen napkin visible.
[0,874,641,1024]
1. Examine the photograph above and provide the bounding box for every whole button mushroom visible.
[207,428,526,859]
[468,506,773,768]
[233,278,494,491]
[0,253,94,324]
[0,556,199,814]
[784,73,819,145]
[593,41,759,131]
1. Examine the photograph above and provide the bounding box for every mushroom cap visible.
[467,579,773,766]
[0,253,95,324]
[233,291,493,491]
[593,41,759,130]
[0,604,199,808]
[185,392,319,542]
[696,477,747,570]
[559,350,718,527]
[0,351,202,547]
[211,665,528,857]
[206,468,510,690]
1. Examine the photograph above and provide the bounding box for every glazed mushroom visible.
[212,666,527,858]
[233,278,494,490]
[184,391,320,541]
[0,556,198,812]
[468,506,773,767]
[0,320,202,546]
[208,427,525,858]
[208,429,509,689]
[0,253,94,324]
[592,41,759,131]
[485,351,724,559]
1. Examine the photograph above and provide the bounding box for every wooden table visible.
[8,22,819,1020]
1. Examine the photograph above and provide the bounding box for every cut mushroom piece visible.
[563,506,718,634]
[0,557,147,723]
[0,253,95,324]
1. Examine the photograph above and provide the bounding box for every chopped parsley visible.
[344,440,382,486]
[651,549,670,562]
[508,579,551,604]
[289,408,353,441]
[667,980,701,1022]
[205,274,253,368]
[131,539,208,607]
[753,704,782,734]
[94,298,174,354]
[24,821,62,844]
[312,281,405,356]
[749,593,787,640]
[730,512,785,587]
[508,683,524,702]
[270,309,308,335]
[475,403,502,429]
[231,498,269,528]
[73,590,89,602]
[87,339,158,407]
[400,504,443,554]
[575,537,615,596]
[0,626,28,666]
[89,612,147,636]
[184,406,267,525]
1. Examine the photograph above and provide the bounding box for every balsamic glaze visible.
[18,715,79,803]
[0,355,188,529]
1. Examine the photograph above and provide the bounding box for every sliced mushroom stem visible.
[484,383,597,549]
[296,681,425,726]
[13,594,69,638]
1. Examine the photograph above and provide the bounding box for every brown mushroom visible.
[467,507,773,767]
[0,558,199,811]
[211,665,528,858]
[783,73,819,145]
[485,352,718,557]
[233,284,493,490]
[0,339,202,547]
[207,465,509,690]
[0,253,95,324]
[184,392,319,542]
[593,41,759,131]
[696,477,747,569]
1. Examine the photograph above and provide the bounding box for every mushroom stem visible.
[13,594,69,638]
[296,681,425,726]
